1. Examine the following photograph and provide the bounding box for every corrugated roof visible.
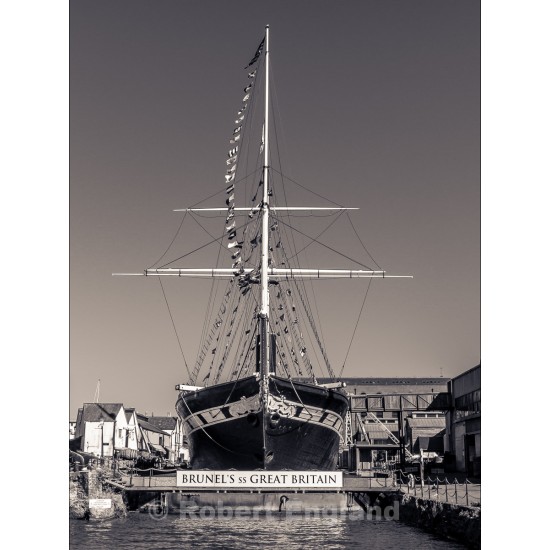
[363,423,398,435]
[81,403,123,422]
[147,416,177,431]
[355,442,400,448]
[407,417,446,429]
[452,364,480,382]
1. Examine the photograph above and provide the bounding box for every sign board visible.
[176,470,343,489]
[89,499,112,509]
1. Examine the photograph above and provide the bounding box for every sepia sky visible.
[70,0,480,418]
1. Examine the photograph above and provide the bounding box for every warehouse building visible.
[445,364,481,475]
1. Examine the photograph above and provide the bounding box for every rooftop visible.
[138,418,170,436]
[80,403,123,422]
[147,416,178,431]
[297,377,451,385]
[407,417,446,429]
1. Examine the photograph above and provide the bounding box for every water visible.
[70,513,464,549]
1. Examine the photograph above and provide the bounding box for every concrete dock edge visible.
[397,492,480,548]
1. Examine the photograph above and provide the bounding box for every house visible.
[146,415,188,462]
[69,421,76,440]
[116,407,140,459]
[405,414,446,454]
[74,403,139,458]
[136,412,171,458]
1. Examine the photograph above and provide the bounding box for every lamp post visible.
[420,448,425,488]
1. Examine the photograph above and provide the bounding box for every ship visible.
[116,26,411,471]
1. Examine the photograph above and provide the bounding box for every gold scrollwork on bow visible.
[228,395,261,416]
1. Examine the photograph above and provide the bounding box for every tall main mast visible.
[259,25,271,376]
[113,26,413,389]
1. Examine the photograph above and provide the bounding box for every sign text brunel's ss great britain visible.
[176,471,343,489]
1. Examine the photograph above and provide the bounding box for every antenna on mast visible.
[93,379,101,403]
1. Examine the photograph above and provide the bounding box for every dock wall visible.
[69,471,127,520]
[398,493,480,548]
[166,491,358,514]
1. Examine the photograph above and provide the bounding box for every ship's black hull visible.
[176,375,349,470]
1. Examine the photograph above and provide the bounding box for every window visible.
[455,390,481,414]
[159,436,163,445]
[118,429,123,438]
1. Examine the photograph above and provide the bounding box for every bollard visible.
[466,482,469,506]
[428,483,431,500]
[445,482,448,503]
[455,481,458,504]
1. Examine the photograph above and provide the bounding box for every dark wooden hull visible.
[176,375,349,470]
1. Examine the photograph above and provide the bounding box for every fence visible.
[395,470,481,507]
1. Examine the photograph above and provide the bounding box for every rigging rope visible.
[157,219,252,269]
[273,215,378,271]
[188,212,226,370]
[157,277,192,381]
[191,279,235,385]
[286,210,346,260]
[270,292,307,378]
[268,96,334,380]
[270,166,344,207]
[150,211,188,268]
[231,311,258,379]
[338,277,374,377]
[291,276,336,379]
[212,288,243,384]
[345,212,382,270]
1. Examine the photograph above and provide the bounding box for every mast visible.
[259,24,270,376]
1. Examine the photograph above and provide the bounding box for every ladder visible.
[343,411,353,446]
[358,417,371,444]
[342,411,371,446]
[366,411,413,459]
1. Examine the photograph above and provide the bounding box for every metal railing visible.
[395,470,481,507]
